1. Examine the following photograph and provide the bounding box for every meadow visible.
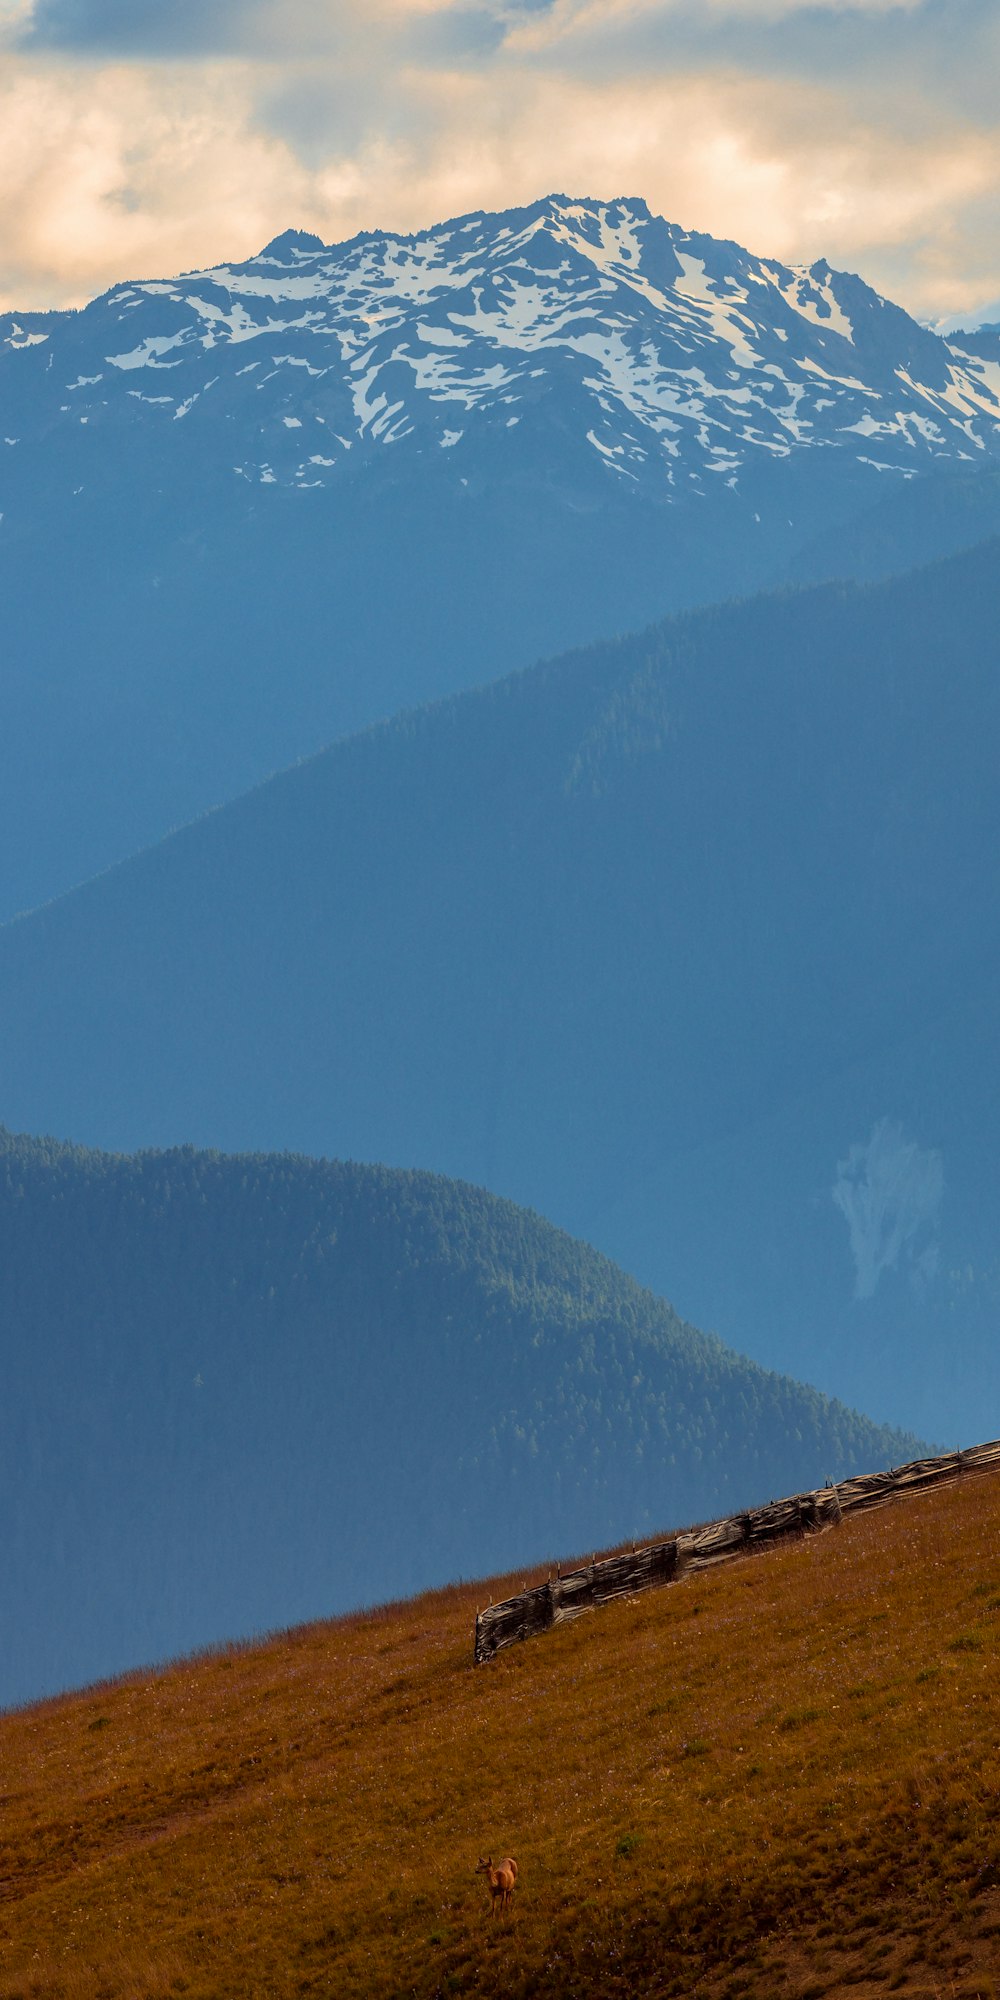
[4,1471,1000,1999]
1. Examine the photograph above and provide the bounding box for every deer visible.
[476,1853,518,1916]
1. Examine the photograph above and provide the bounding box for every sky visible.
[1,0,998,323]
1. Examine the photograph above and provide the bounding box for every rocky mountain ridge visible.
[5,193,1000,503]
[4,193,1000,921]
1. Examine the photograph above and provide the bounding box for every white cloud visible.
[833,1118,943,1302]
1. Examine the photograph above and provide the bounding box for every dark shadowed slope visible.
[0,1129,920,1709]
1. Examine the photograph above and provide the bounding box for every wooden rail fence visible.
[473,1438,1000,1665]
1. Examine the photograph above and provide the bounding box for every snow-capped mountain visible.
[2,193,1000,921]
[5,193,1000,497]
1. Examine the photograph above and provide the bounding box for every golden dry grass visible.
[4,1476,1000,1999]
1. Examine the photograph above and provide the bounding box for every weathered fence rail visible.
[473,1438,1000,1664]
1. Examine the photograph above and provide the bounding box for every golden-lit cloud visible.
[1,0,998,322]
[0,62,318,303]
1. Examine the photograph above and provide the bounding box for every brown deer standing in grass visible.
[476,1854,518,1916]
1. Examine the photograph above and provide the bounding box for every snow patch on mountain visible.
[3,194,1000,510]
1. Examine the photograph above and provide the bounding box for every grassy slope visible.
[4,1474,1000,1999]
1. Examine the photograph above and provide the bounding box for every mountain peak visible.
[5,187,1000,557]
[3,190,1000,924]
[259,227,326,259]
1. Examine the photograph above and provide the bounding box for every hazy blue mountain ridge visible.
[0,1128,922,1709]
[3,537,999,1444]
[4,192,1000,914]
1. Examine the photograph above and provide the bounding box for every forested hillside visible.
[3,538,1000,1444]
[0,1129,919,1708]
